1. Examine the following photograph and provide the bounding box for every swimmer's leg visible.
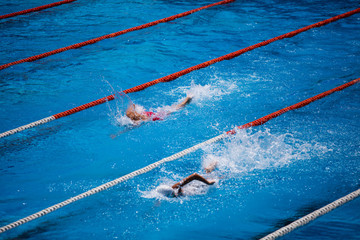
[110,128,131,139]
[110,123,142,139]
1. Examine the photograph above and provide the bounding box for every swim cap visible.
[156,185,175,197]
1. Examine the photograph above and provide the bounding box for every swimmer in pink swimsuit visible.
[125,96,192,123]
[142,111,162,121]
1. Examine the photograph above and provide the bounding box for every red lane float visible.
[53,7,360,119]
[0,0,76,20]
[0,0,234,71]
[227,78,360,134]
[1,7,359,138]
[0,78,359,234]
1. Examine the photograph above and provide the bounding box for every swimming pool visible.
[0,0,359,239]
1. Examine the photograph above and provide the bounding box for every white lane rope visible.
[0,133,227,233]
[260,188,360,240]
[0,116,55,139]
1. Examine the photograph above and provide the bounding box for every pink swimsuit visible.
[143,111,161,121]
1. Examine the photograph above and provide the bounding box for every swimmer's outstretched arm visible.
[173,96,192,111]
[172,173,215,189]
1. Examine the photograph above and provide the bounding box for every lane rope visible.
[227,78,360,133]
[1,7,359,139]
[0,0,76,20]
[260,188,360,240]
[0,77,358,234]
[0,0,234,70]
[0,117,55,138]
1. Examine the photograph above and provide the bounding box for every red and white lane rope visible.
[1,7,359,139]
[0,0,76,20]
[260,188,360,240]
[0,0,234,70]
[0,78,358,234]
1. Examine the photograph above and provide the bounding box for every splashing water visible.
[107,75,239,127]
[102,79,134,126]
[110,96,187,127]
[167,76,240,106]
[201,128,331,177]
[102,78,188,126]
[140,178,217,201]
[141,128,331,200]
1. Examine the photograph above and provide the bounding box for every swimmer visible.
[171,173,215,197]
[125,95,192,124]
[157,161,218,198]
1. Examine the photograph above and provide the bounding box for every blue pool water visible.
[1,0,360,239]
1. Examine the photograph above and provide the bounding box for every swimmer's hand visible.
[204,161,217,173]
[208,180,216,185]
[185,95,193,104]
[187,93,194,99]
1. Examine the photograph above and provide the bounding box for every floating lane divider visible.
[0,0,76,20]
[0,0,234,70]
[260,188,360,240]
[227,78,360,132]
[1,7,359,139]
[0,78,358,234]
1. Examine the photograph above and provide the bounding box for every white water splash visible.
[141,128,331,200]
[140,179,217,201]
[167,76,241,106]
[111,95,192,126]
[102,79,135,126]
[107,74,241,126]
[201,128,331,176]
